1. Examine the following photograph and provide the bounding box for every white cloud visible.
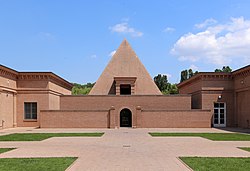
[171,17,250,66]
[195,18,217,29]
[38,32,55,41]
[121,17,130,22]
[109,50,116,57]
[189,64,198,71]
[90,54,97,58]
[163,27,175,33]
[109,22,143,37]
[166,73,172,79]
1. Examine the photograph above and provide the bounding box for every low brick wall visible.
[40,110,109,128]
[40,109,212,128]
[141,110,212,128]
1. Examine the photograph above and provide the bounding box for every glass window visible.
[214,103,219,108]
[220,103,224,108]
[120,84,131,95]
[24,102,37,120]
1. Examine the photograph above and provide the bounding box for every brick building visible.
[0,40,249,129]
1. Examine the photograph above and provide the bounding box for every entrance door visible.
[120,109,132,127]
[213,102,226,127]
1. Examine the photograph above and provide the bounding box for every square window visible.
[214,118,218,124]
[220,103,224,108]
[214,103,219,108]
[24,102,37,120]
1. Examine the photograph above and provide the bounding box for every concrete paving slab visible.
[1,128,250,170]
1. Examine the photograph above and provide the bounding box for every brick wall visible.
[40,110,109,128]
[141,110,212,128]
[40,109,212,128]
[60,95,191,111]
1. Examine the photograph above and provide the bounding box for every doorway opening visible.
[213,102,226,127]
[120,108,132,127]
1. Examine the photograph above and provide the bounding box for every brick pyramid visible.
[89,39,161,95]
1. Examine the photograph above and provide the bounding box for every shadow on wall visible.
[0,120,4,129]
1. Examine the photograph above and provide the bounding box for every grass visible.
[0,157,77,171]
[239,147,250,152]
[149,132,250,141]
[0,148,16,154]
[0,132,104,141]
[180,157,250,171]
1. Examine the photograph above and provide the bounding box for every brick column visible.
[136,106,142,128]
[109,106,116,128]
[131,83,135,95]
[115,84,120,95]
[13,93,17,127]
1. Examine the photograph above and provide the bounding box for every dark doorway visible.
[120,108,132,127]
[120,84,131,95]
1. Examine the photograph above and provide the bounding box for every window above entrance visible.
[114,77,136,95]
[120,84,131,95]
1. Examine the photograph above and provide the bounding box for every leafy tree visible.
[181,70,188,82]
[215,66,232,72]
[71,82,95,95]
[154,74,178,94]
[169,84,178,94]
[180,69,199,82]
[154,74,169,92]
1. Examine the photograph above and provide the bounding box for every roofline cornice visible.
[232,65,250,77]
[18,72,73,90]
[0,65,18,80]
[177,72,232,88]
[0,64,73,90]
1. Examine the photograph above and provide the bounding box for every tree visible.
[154,74,169,92]
[180,69,198,82]
[215,66,232,72]
[169,84,178,94]
[71,82,95,95]
[154,74,178,94]
[180,70,188,82]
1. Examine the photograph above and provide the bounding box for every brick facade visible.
[1,40,249,129]
[178,65,250,128]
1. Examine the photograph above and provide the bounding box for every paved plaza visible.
[1,128,250,170]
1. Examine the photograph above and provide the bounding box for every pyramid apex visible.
[89,40,162,95]
[121,38,129,45]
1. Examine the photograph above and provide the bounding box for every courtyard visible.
[1,128,250,170]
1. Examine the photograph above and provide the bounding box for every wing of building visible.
[1,40,250,129]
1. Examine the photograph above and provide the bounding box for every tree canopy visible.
[180,69,199,82]
[71,83,95,95]
[215,66,232,72]
[154,74,178,94]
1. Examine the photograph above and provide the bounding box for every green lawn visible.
[0,148,15,154]
[239,147,250,152]
[149,132,250,141]
[0,132,104,141]
[180,157,250,171]
[0,157,77,171]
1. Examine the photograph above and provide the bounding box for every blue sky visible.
[1,0,250,84]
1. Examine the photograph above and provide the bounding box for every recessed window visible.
[120,84,131,95]
[24,102,37,120]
